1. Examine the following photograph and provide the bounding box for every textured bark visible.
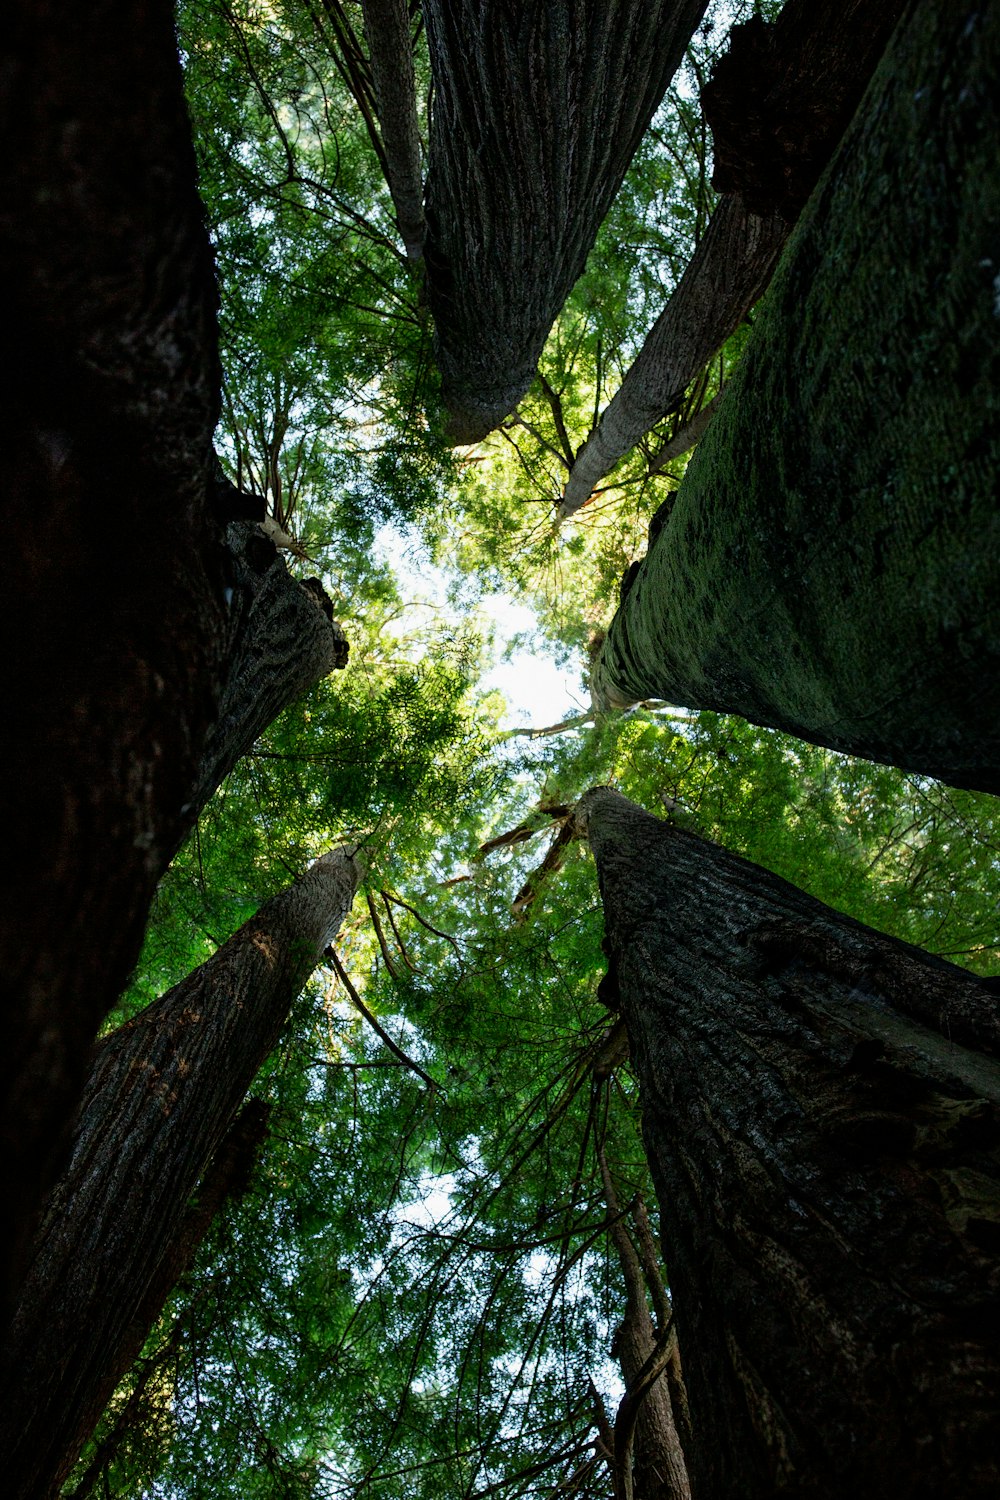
[592,0,1000,792]
[422,0,708,443]
[0,849,363,1500]
[0,0,229,1314]
[599,1150,691,1500]
[193,522,349,811]
[580,787,1000,1499]
[560,0,904,516]
[560,199,786,514]
[361,0,426,262]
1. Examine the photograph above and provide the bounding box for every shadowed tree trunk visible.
[194,521,349,812]
[597,1145,691,1500]
[560,0,905,517]
[0,1,354,1311]
[579,787,1000,1500]
[0,0,229,1315]
[591,0,1000,792]
[422,0,709,443]
[0,847,363,1500]
[361,0,426,263]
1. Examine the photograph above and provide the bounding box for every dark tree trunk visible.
[194,522,349,812]
[591,0,1000,793]
[598,1149,691,1500]
[0,0,353,1308]
[361,0,426,262]
[579,787,1000,1500]
[0,0,229,1314]
[422,0,709,443]
[0,848,363,1500]
[560,0,906,514]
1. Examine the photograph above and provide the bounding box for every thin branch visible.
[326,947,440,1093]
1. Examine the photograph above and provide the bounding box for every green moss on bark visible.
[595,0,1000,792]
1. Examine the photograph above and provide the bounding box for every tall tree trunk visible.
[0,0,230,1315]
[598,1146,691,1500]
[422,0,709,443]
[591,0,1000,793]
[361,0,426,263]
[579,787,1000,1500]
[0,848,363,1500]
[560,0,906,516]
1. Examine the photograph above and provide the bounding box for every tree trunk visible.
[591,0,1000,793]
[579,787,1000,1500]
[0,0,231,1315]
[560,0,906,516]
[560,197,786,515]
[422,0,709,443]
[361,0,426,263]
[0,848,363,1500]
[194,522,349,811]
[598,1148,691,1500]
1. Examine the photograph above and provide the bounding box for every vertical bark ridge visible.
[422,0,709,443]
[361,0,426,262]
[0,850,363,1500]
[581,786,1000,1499]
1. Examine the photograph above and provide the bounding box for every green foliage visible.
[70,2,1000,1497]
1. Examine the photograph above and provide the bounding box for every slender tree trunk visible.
[591,0,1000,793]
[598,1147,691,1500]
[560,0,905,516]
[579,787,1000,1500]
[0,848,363,1500]
[0,0,230,1315]
[361,0,426,263]
[422,0,709,443]
[560,198,786,514]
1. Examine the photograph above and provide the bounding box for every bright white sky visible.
[375,525,582,731]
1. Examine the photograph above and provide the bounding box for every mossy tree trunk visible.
[422,0,709,443]
[579,787,1000,1500]
[591,0,1000,793]
[0,849,363,1500]
[560,0,905,516]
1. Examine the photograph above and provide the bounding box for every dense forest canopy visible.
[3,0,998,1497]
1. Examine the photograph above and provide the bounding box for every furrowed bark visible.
[422,0,709,443]
[0,0,228,1314]
[580,787,1000,1499]
[592,0,1000,793]
[598,1147,691,1500]
[361,0,426,262]
[0,848,363,1500]
[560,198,786,514]
[192,522,349,811]
[560,0,905,516]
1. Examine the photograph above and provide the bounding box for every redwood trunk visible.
[194,522,349,811]
[0,849,362,1500]
[560,0,905,516]
[361,0,426,262]
[422,0,708,443]
[591,0,1000,793]
[0,0,228,1313]
[580,787,1000,1499]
